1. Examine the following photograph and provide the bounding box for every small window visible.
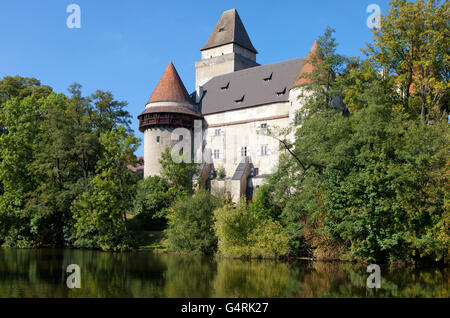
[218,26,226,32]
[214,129,221,136]
[241,146,247,157]
[156,136,160,143]
[179,135,183,141]
[261,144,268,156]
[276,87,287,96]
[220,82,229,90]
[213,149,220,159]
[235,95,245,104]
[260,123,267,129]
[263,73,273,82]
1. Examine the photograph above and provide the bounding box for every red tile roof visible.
[293,41,321,86]
[147,62,194,105]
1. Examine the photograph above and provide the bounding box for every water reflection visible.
[0,249,447,298]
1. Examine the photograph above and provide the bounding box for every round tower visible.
[138,62,202,177]
[289,41,320,125]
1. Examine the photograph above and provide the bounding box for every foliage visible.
[365,0,449,119]
[269,22,449,262]
[0,76,139,250]
[71,127,140,251]
[165,189,222,255]
[214,198,290,259]
[217,167,226,179]
[249,184,282,220]
[131,176,172,230]
[159,148,198,198]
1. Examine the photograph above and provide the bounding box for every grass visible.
[135,230,167,250]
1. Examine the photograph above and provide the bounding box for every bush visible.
[214,198,290,259]
[165,189,222,255]
[217,167,226,179]
[131,176,172,230]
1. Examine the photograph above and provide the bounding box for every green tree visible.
[132,176,172,230]
[72,126,140,251]
[365,0,449,119]
[159,147,198,199]
[165,189,221,255]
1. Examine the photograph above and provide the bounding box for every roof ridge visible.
[205,57,306,83]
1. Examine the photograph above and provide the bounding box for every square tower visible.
[195,9,259,94]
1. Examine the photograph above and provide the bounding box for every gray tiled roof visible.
[201,9,257,54]
[200,57,305,115]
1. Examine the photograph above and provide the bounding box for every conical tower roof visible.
[147,62,195,105]
[293,41,321,86]
[201,8,257,54]
[138,62,201,132]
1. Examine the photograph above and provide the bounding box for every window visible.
[263,73,273,82]
[241,146,247,157]
[261,144,268,156]
[235,95,245,104]
[260,123,267,129]
[276,87,286,96]
[213,149,220,159]
[214,129,221,136]
[220,82,229,90]
[179,135,183,141]
[156,136,160,143]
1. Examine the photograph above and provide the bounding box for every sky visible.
[0,0,391,156]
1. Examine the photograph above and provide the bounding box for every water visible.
[0,248,448,298]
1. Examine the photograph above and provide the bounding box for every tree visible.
[132,176,172,230]
[159,148,198,199]
[71,126,140,251]
[0,76,138,249]
[365,0,449,119]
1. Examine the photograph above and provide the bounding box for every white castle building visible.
[138,8,319,201]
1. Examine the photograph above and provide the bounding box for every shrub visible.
[217,167,226,179]
[214,198,290,259]
[165,189,222,255]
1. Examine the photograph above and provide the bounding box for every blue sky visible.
[0,0,390,156]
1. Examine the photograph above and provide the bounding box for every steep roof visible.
[201,9,257,54]
[293,41,321,86]
[147,62,194,105]
[200,58,305,115]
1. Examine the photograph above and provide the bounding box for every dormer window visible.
[220,82,230,90]
[218,26,226,32]
[235,95,245,104]
[263,73,273,82]
[276,87,286,96]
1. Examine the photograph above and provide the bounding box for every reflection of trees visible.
[212,258,295,297]
[162,254,216,297]
[0,249,447,298]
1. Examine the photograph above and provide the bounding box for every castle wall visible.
[203,102,290,179]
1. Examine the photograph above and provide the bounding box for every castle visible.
[138,8,318,201]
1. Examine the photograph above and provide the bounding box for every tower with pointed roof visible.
[195,8,259,94]
[138,62,201,176]
[288,41,321,126]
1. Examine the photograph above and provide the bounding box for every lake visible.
[0,248,447,297]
